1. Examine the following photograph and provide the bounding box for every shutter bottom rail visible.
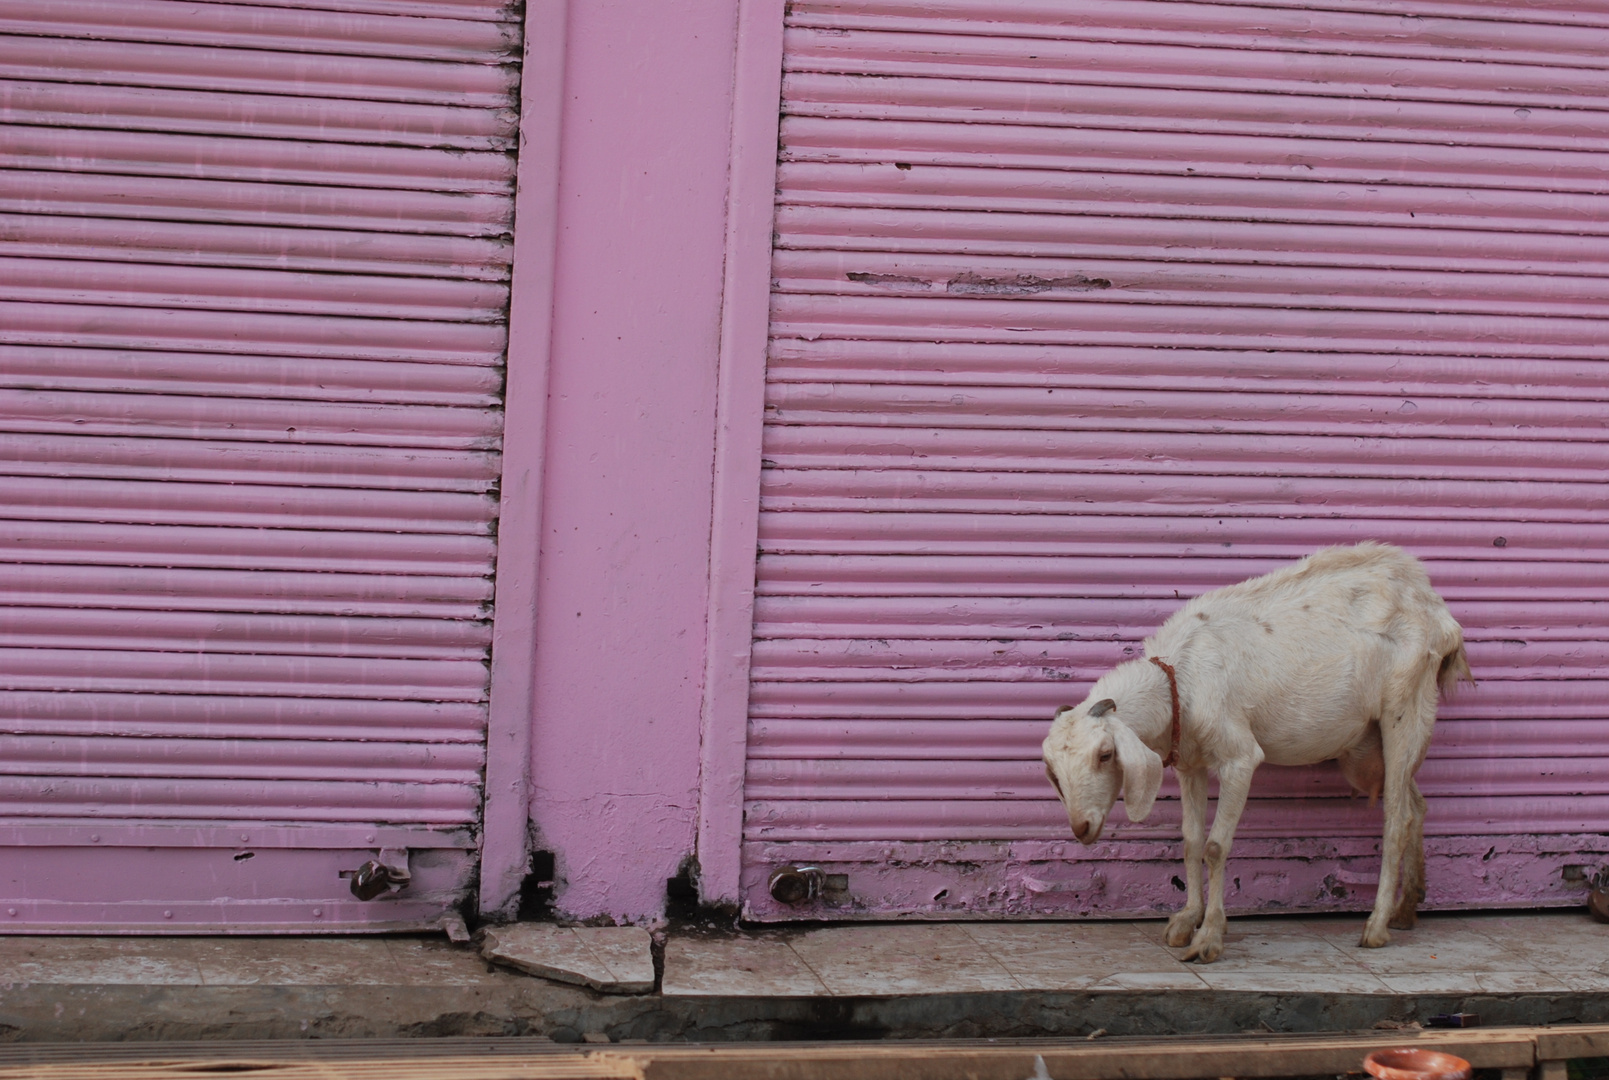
[739,835,1609,922]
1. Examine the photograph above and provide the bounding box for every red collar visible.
[1148,656,1182,768]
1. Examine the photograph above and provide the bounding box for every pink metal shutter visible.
[744,0,1609,919]
[0,0,518,931]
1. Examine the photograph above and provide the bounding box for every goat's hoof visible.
[1165,911,1202,948]
[1388,909,1418,931]
[1358,927,1391,949]
[1181,931,1224,964]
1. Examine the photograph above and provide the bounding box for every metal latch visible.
[767,865,848,905]
[1590,867,1609,923]
[342,848,412,901]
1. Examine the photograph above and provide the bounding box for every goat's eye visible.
[1099,751,1114,764]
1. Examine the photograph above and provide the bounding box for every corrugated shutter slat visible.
[0,0,519,923]
[745,0,1609,918]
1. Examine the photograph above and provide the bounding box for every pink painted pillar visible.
[530,0,742,923]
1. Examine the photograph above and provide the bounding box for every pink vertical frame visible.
[696,0,788,907]
[479,0,568,919]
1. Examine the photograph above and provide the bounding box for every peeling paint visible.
[846,271,933,289]
[945,272,1112,296]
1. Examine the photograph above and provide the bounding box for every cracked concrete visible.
[481,925,654,993]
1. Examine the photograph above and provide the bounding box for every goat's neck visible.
[1114,657,1177,757]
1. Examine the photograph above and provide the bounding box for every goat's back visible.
[1150,543,1464,764]
[1172,542,1457,648]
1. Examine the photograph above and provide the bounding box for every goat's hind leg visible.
[1390,779,1427,931]
[1361,676,1437,949]
[1338,726,1423,930]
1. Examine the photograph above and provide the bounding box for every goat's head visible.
[1041,695,1163,845]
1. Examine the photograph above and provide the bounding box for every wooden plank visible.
[0,1060,643,1080]
[0,1027,1568,1080]
[1536,1023,1609,1061]
[617,1029,1536,1080]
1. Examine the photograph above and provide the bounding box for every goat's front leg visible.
[1181,753,1260,963]
[1166,767,1209,947]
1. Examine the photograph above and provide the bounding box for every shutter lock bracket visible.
[342,848,413,901]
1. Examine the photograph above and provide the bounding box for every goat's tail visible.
[1437,640,1473,699]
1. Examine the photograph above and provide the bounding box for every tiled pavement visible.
[661,912,1607,997]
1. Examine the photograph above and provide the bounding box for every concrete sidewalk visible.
[0,911,1605,1043]
[662,912,1592,997]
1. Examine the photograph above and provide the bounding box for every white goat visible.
[1041,543,1469,963]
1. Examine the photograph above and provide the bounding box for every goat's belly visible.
[1260,744,1358,768]
[1252,712,1376,767]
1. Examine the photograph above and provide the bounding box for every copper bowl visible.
[1363,1048,1474,1080]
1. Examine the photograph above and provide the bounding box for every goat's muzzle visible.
[1068,808,1106,845]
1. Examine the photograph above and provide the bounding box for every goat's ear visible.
[1088,698,1117,718]
[1109,721,1162,822]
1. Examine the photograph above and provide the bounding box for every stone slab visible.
[481,924,655,994]
[661,934,828,997]
[786,923,1020,996]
